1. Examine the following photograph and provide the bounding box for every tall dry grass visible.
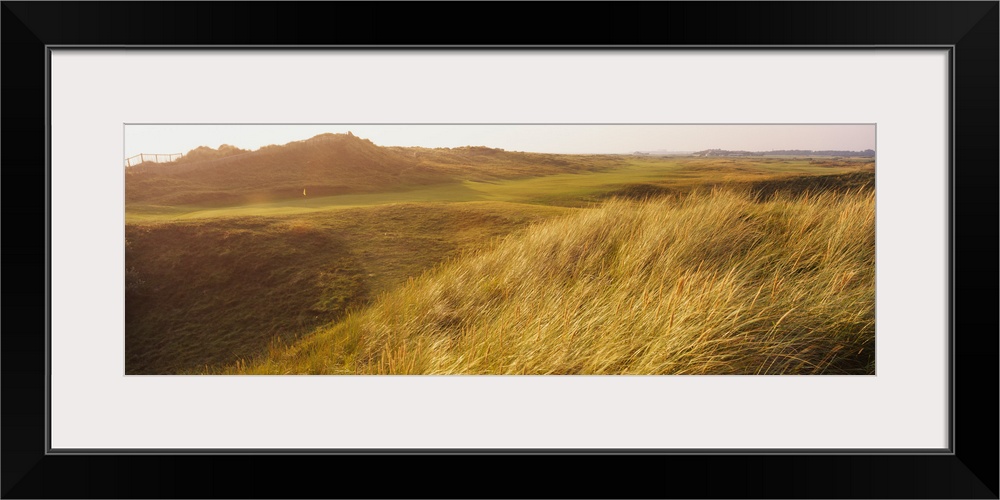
[236,187,875,375]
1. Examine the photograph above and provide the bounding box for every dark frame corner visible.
[2,2,996,498]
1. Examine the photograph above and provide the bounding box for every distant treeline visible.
[693,149,875,157]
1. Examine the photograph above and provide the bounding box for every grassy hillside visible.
[227,186,875,375]
[126,201,569,374]
[128,133,872,209]
[123,138,875,376]
[125,133,628,206]
[126,154,873,222]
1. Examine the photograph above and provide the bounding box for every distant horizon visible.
[125,124,876,158]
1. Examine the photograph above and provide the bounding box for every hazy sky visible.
[124,124,875,158]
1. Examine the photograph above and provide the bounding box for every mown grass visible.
[125,157,871,222]
[226,186,875,375]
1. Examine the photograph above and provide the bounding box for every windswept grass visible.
[126,201,569,374]
[230,187,875,375]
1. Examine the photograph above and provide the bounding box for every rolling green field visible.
[125,151,875,375]
[126,157,867,221]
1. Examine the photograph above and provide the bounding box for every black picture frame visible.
[3,2,997,498]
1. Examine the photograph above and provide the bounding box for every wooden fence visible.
[125,153,183,168]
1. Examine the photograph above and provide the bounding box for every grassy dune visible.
[124,141,875,375]
[229,187,875,375]
[126,201,569,374]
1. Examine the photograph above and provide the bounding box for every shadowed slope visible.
[125,201,569,374]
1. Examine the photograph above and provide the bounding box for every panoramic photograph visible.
[124,124,876,375]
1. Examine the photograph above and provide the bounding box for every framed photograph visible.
[3,2,996,498]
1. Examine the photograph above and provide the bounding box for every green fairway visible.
[136,182,487,221]
[126,157,865,221]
